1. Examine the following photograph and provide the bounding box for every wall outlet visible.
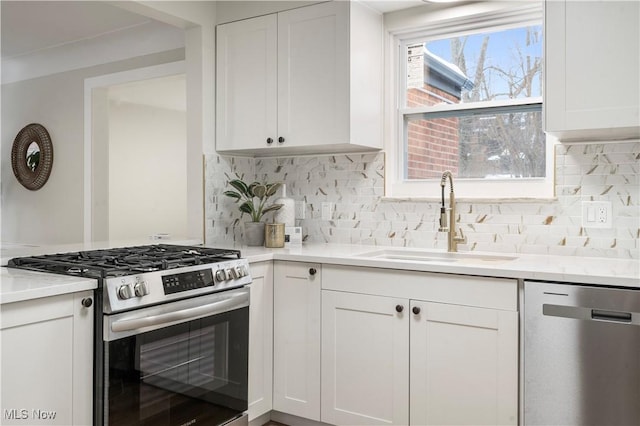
[581,201,612,229]
[295,201,306,220]
[321,202,333,220]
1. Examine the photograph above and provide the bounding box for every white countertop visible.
[1,242,638,305]
[0,267,97,304]
[238,243,640,289]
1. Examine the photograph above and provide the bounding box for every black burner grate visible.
[8,244,241,279]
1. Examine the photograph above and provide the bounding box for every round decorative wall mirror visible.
[11,123,54,190]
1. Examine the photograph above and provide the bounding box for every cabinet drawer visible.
[322,265,517,311]
[1,293,77,329]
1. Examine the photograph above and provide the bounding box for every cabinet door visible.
[273,261,321,420]
[545,0,640,138]
[277,1,350,148]
[216,14,277,151]
[321,290,409,425]
[248,262,274,421]
[410,301,518,425]
[1,291,94,425]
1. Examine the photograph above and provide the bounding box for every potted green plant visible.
[224,178,283,246]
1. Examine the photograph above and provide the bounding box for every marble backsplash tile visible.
[206,141,639,259]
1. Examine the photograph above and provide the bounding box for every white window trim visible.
[383,1,554,200]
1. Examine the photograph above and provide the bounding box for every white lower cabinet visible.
[321,265,519,426]
[273,261,321,421]
[321,290,409,425]
[409,301,518,425]
[0,291,94,425]
[248,261,274,421]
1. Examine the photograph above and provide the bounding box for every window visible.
[388,3,552,198]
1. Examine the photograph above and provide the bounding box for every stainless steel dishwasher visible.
[524,280,640,425]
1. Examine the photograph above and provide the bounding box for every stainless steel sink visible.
[355,249,517,264]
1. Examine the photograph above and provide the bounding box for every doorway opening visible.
[85,61,190,243]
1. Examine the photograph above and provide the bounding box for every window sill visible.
[380,196,558,204]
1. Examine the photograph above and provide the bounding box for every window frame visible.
[384,2,554,200]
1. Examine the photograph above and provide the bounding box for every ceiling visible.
[1,1,430,61]
[364,1,425,13]
[1,0,431,107]
[1,1,155,60]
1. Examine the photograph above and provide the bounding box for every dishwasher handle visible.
[591,309,632,323]
[543,304,639,325]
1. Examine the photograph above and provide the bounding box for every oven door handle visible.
[110,290,248,334]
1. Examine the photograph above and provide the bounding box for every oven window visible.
[105,307,248,426]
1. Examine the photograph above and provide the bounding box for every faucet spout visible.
[438,170,466,252]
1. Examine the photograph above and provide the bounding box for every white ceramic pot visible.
[244,222,266,246]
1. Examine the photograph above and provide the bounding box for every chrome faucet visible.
[438,170,466,252]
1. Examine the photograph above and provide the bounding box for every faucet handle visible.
[453,228,466,244]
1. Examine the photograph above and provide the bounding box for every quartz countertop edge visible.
[2,243,638,305]
[240,243,640,289]
[1,267,97,305]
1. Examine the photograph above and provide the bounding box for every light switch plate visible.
[581,201,612,229]
[321,202,333,220]
[295,201,306,220]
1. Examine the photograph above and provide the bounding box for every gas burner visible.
[8,244,241,280]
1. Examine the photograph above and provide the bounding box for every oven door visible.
[103,287,249,426]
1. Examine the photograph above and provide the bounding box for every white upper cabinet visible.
[216,14,278,152]
[545,0,640,141]
[216,1,383,155]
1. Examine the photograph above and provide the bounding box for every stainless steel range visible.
[8,244,251,426]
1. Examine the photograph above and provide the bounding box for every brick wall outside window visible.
[406,85,460,179]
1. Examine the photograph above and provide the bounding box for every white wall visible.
[121,1,217,242]
[1,0,217,246]
[0,50,184,244]
[108,100,187,241]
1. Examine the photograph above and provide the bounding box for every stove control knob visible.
[118,285,133,300]
[134,282,149,297]
[237,265,247,277]
[215,269,227,282]
[231,267,241,279]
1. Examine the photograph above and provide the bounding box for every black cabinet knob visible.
[412,306,421,315]
[309,268,317,276]
[278,136,285,143]
[395,304,404,313]
[267,137,274,144]
[81,297,93,308]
